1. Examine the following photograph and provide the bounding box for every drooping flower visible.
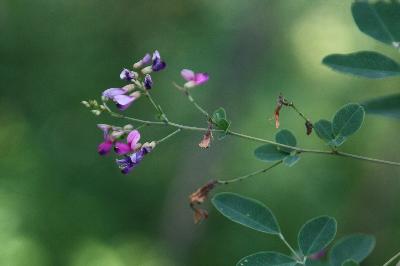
[114,129,141,155]
[120,68,137,81]
[113,91,141,111]
[151,50,166,71]
[181,69,209,88]
[143,74,153,89]
[97,124,113,155]
[102,87,127,100]
[133,53,151,69]
[115,142,155,174]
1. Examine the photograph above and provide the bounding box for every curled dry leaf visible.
[305,120,313,135]
[198,124,213,148]
[189,180,218,224]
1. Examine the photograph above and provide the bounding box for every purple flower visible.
[151,50,166,71]
[115,142,155,174]
[181,69,209,88]
[97,124,114,155]
[120,68,137,81]
[102,88,127,100]
[144,74,153,89]
[133,53,151,69]
[113,95,136,111]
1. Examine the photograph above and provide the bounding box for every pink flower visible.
[114,130,141,155]
[97,124,113,155]
[181,69,209,88]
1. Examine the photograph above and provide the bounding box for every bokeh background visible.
[1,0,399,265]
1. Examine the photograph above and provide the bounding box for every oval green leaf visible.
[211,107,226,123]
[254,144,288,162]
[332,103,365,138]
[329,234,375,266]
[342,260,359,266]
[236,251,297,266]
[275,129,297,153]
[362,93,400,119]
[212,192,280,235]
[298,216,337,256]
[352,1,400,47]
[283,155,300,167]
[314,119,334,142]
[322,51,400,78]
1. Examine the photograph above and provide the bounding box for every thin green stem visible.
[279,233,304,263]
[383,250,400,266]
[103,103,400,167]
[173,82,209,118]
[156,129,181,144]
[144,90,169,122]
[289,103,311,123]
[217,161,283,184]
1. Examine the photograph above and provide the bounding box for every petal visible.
[181,69,195,81]
[194,73,209,85]
[114,142,132,155]
[142,53,151,64]
[152,50,161,61]
[113,94,135,106]
[127,130,141,148]
[102,88,126,99]
[97,124,110,133]
[144,74,153,89]
[98,141,113,155]
[152,59,166,71]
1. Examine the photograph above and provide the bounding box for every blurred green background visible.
[1,0,399,265]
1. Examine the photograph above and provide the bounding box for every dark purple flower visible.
[133,53,151,69]
[151,50,166,71]
[115,141,155,174]
[119,68,137,81]
[144,74,153,89]
[181,69,209,88]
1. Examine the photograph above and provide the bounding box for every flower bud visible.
[81,101,90,107]
[91,110,101,116]
[122,84,135,93]
[130,91,141,99]
[89,100,99,108]
[184,81,197,89]
[141,66,153,75]
[123,124,134,131]
[111,130,125,139]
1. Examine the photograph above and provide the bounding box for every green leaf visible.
[254,144,288,162]
[322,51,400,79]
[216,118,231,132]
[314,120,334,142]
[212,192,281,235]
[275,129,297,153]
[211,107,226,122]
[362,93,400,119]
[332,103,365,138]
[341,260,359,266]
[328,136,347,148]
[236,251,298,266]
[352,1,400,47]
[283,155,300,167]
[211,107,230,132]
[298,216,337,256]
[329,234,375,266]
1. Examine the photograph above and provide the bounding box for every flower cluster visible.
[83,50,210,174]
[97,123,156,174]
[102,50,167,111]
